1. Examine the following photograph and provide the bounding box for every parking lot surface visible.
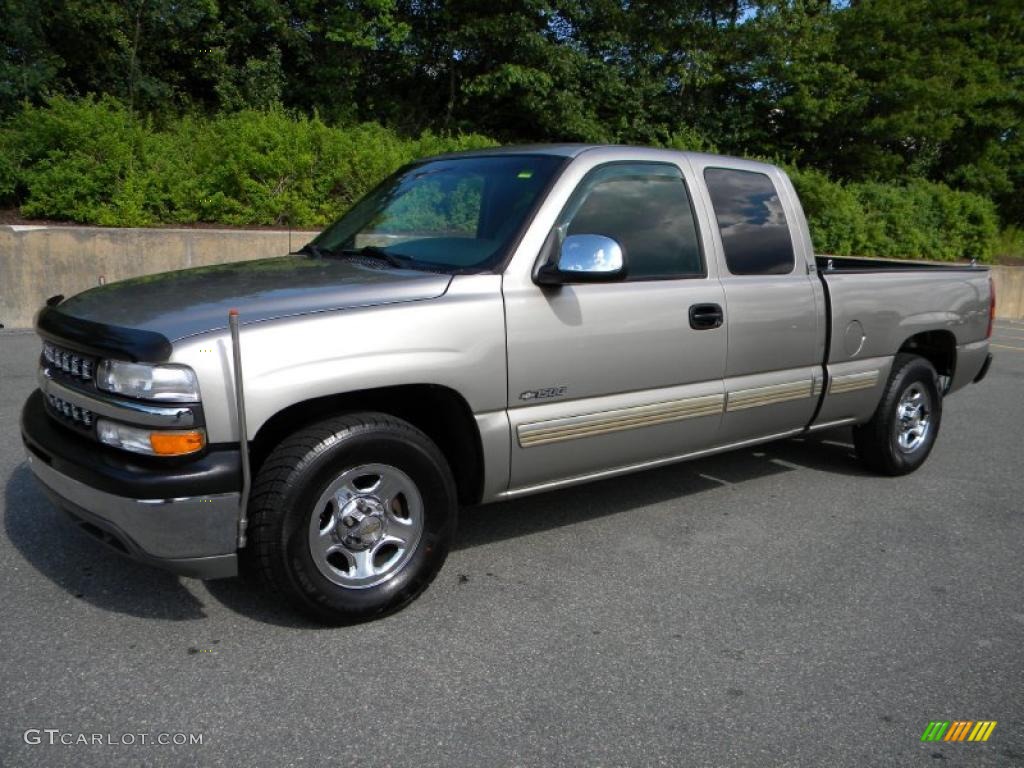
[1,325,1022,767]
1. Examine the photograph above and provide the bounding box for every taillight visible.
[986,275,996,338]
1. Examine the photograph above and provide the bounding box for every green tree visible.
[0,0,62,114]
[1,0,1021,230]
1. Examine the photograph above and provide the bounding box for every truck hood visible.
[53,256,453,341]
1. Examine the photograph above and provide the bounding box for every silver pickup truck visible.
[21,145,995,623]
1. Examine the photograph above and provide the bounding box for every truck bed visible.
[816,256,991,391]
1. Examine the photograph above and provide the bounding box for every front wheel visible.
[246,413,457,624]
[853,353,943,476]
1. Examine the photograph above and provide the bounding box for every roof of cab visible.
[425,143,776,172]
[427,143,596,160]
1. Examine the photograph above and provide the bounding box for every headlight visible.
[97,419,206,456]
[96,361,200,402]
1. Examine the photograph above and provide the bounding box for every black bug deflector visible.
[36,306,173,362]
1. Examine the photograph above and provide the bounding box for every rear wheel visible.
[246,413,457,624]
[853,353,943,476]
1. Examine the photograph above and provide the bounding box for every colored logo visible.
[921,721,997,742]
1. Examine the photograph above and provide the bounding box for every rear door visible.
[688,160,826,444]
[502,158,728,490]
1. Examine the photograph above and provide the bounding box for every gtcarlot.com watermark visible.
[24,729,204,747]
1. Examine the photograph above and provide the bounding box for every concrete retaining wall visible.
[1,224,1022,329]
[0,224,316,329]
[992,265,1023,320]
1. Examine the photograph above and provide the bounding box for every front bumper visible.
[21,390,241,579]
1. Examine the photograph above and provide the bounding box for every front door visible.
[503,160,728,490]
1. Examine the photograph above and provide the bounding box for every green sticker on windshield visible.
[517,169,534,179]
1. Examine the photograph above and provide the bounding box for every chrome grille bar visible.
[45,393,96,430]
[42,342,96,382]
[37,369,197,428]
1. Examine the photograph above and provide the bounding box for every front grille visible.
[42,342,97,382]
[45,393,96,430]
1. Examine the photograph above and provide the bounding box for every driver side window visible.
[561,163,704,280]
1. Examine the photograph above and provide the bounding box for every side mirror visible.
[535,234,626,285]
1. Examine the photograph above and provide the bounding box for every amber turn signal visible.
[149,430,206,456]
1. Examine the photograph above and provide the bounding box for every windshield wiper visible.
[295,242,440,272]
[335,246,417,270]
[294,242,408,268]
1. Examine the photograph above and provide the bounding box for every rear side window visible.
[704,168,795,275]
[562,163,703,279]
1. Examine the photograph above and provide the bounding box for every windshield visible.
[309,154,565,271]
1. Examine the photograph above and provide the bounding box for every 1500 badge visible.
[519,385,568,401]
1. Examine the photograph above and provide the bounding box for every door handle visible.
[689,303,724,330]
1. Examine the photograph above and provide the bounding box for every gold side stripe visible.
[726,380,813,412]
[518,394,724,448]
[829,370,880,394]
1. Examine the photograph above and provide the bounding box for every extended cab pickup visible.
[21,145,995,622]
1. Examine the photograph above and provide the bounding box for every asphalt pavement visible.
[1,324,1022,767]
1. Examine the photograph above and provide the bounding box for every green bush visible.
[994,226,1024,262]
[788,167,870,256]
[1,96,151,225]
[661,127,717,154]
[0,97,1002,261]
[790,167,999,262]
[0,97,497,228]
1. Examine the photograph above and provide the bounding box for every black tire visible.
[245,412,457,624]
[853,353,943,476]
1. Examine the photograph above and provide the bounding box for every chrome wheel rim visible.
[894,383,932,453]
[308,463,424,589]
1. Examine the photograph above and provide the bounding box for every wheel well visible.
[898,330,956,378]
[250,385,485,506]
